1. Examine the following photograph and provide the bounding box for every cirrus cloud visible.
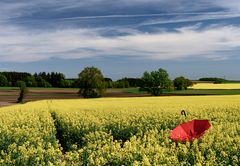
[0,24,240,62]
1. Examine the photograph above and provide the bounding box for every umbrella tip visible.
[181,110,186,117]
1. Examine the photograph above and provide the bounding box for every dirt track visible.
[0,88,150,107]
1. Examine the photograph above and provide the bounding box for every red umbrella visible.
[171,119,211,142]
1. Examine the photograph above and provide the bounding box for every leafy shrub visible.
[0,74,8,87]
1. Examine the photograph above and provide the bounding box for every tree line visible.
[0,72,74,88]
[0,68,194,98]
[77,67,194,98]
[0,71,145,89]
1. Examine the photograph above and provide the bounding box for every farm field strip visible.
[191,83,240,89]
[0,102,63,165]
[166,89,240,95]
[0,96,239,165]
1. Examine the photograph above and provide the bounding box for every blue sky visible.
[0,0,240,80]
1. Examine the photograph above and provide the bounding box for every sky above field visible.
[0,0,240,80]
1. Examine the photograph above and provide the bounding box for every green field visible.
[0,87,19,90]
[126,88,240,95]
[2,85,240,97]
[0,96,239,165]
[124,88,148,94]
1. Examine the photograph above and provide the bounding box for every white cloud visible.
[214,0,240,12]
[1,0,239,24]
[138,12,240,26]
[0,24,240,62]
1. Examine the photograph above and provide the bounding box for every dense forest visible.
[0,70,231,89]
[0,71,143,88]
[0,72,73,88]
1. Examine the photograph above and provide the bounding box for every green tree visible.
[141,68,172,96]
[17,81,28,103]
[113,78,130,88]
[16,80,25,87]
[174,76,193,90]
[104,78,113,88]
[0,71,31,86]
[199,77,226,84]
[25,76,37,87]
[35,76,52,87]
[186,78,194,88]
[0,74,8,87]
[59,79,72,88]
[78,67,106,98]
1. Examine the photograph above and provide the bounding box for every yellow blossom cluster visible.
[0,96,239,165]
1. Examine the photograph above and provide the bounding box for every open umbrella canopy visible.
[171,120,211,142]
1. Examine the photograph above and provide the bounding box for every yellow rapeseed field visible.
[191,83,240,89]
[0,96,239,165]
